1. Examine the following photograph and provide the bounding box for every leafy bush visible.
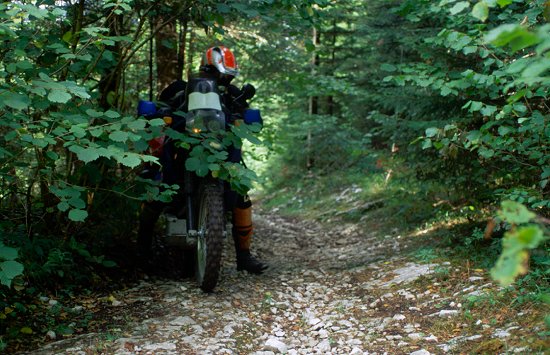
[492,200,548,286]
[0,242,23,288]
[382,0,549,210]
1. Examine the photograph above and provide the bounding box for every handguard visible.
[243,108,263,127]
[137,100,157,117]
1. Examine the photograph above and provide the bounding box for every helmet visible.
[201,46,239,77]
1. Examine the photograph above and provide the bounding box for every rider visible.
[137,46,268,275]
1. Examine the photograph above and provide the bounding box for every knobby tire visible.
[195,183,224,292]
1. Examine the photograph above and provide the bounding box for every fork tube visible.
[184,171,194,230]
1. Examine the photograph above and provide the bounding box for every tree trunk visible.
[99,14,124,109]
[177,16,189,81]
[327,18,337,116]
[186,25,196,78]
[307,27,320,171]
[155,16,179,92]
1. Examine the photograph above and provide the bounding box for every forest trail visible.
[30,210,539,354]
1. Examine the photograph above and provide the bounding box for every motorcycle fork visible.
[184,170,195,231]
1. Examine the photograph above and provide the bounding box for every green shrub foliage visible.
[260,0,548,214]
[0,0,328,293]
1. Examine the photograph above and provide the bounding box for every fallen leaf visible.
[20,327,33,334]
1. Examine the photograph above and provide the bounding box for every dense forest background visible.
[0,0,548,350]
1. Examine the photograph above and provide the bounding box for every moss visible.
[472,339,505,353]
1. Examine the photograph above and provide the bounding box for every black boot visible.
[236,250,268,274]
[136,202,163,270]
[232,204,267,274]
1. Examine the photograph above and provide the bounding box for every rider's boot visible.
[233,206,268,274]
[136,202,162,270]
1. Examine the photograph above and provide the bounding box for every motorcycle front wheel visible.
[195,182,224,292]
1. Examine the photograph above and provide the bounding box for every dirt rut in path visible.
[29,211,546,354]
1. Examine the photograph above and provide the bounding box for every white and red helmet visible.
[201,46,239,77]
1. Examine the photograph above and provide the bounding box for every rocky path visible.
[31,211,545,354]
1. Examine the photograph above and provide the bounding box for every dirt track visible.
[29,210,545,354]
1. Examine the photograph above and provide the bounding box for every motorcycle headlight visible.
[186,110,226,133]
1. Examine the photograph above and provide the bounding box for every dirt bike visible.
[137,77,258,292]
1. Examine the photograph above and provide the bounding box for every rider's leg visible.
[232,195,268,274]
[137,200,164,261]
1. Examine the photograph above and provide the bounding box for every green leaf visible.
[0,245,18,261]
[304,40,316,52]
[185,157,210,177]
[521,59,550,80]
[231,125,262,145]
[19,4,48,19]
[76,148,100,164]
[2,92,30,110]
[68,196,85,209]
[425,127,439,138]
[102,260,117,268]
[0,260,24,287]
[57,201,70,212]
[491,249,528,286]
[486,24,541,52]
[496,0,512,7]
[480,105,497,116]
[127,119,147,130]
[469,101,483,112]
[48,90,71,103]
[466,130,482,146]
[46,151,59,160]
[380,63,397,72]
[498,200,536,224]
[450,1,470,15]
[108,131,129,142]
[68,209,88,222]
[104,110,120,119]
[20,327,33,335]
[86,109,104,118]
[62,31,72,43]
[440,86,452,96]
[463,46,478,55]
[478,147,495,159]
[516,225,544,249]
[148,118,166,127]
[497,126,513,136]
[90,128,104,138]
[216,3,231,13]
[421,139,432,149]
[119,153,141,168]
[16,61,33,70]
[472,1,489,22]
[70,125,87,138]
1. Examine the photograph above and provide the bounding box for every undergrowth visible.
[0,197,145,353]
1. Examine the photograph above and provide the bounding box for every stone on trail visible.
[316,339,332,352]
[410,350,431,355]
[384,263,439,286]
[170,316,196,326]
[142,342,177,351]
[408,333,423,340]
[264,338,288,353]
[429,309,459,317]
[393,314,406,321]
[493,329,511,338]
[424,334,438,342]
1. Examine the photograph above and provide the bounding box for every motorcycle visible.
[137,77,259,292]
